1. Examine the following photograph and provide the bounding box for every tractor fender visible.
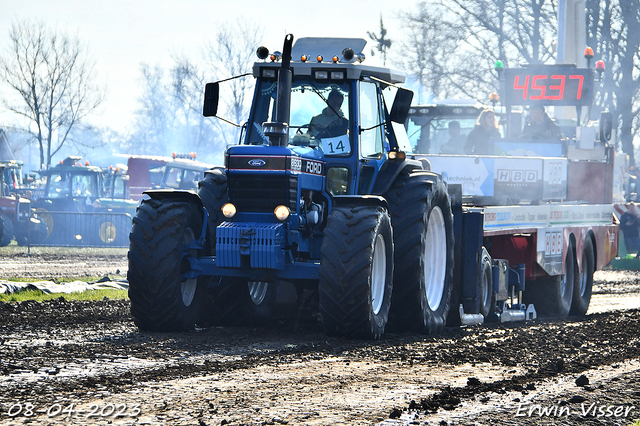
[331,195,389,211]
[143,189,205,215]
[371,159,423,196]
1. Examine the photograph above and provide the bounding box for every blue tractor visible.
[127,35,456,339]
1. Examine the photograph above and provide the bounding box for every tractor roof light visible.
[301,54,308,62]
[256,46,269,60]
[274,205,290,221]
[262,68,276,78]
[222,203,237,219]
[332,55,339,63]
[270,51,282,62]
[316,55,323,62]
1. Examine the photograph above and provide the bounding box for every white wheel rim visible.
[482,266,491,307]
[181,227,197,307]
[248,281,269,305]
[371,233,386,315]
[424,206,446,311]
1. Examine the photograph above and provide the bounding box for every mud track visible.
[0,255,639,425]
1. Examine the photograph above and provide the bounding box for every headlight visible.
[221,203,237,218]
[274,205,290,221]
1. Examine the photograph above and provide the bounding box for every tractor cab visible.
[159,153,215,191]
[33,156,103,213]
[207,36,414,228]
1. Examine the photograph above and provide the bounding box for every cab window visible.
[359,81,384,158]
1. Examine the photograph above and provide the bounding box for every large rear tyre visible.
[525,240,576,318]
[127,198,205,331]
[197,168,228,249]
[570,237,594,316]
[319,205,393,339]
[385,172,454,334]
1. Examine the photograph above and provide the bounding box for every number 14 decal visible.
[321,135,351,156]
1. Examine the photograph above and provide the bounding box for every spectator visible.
[620,211,640,258]
[464,109,501,155]
[521,105,562,139]
[439,120,466,154]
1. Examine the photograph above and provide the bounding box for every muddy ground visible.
[0,250,639,425]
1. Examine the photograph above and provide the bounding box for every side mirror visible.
[389,87,414,124]
[203,82,220,117]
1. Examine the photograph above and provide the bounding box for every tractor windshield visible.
[407,115,478,155]
[247,79,352,156]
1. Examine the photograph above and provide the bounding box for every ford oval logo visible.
[248,159,266,167]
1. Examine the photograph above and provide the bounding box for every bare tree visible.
[397,2,487,101]
[203,20,264,146]
[169,55,218,157]
[127,21,262,164]
[587,0,640,167]
[0,20,103,168]
[394,0,557,102]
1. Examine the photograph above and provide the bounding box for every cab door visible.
[357,80,386,194]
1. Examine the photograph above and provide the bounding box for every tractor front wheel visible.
[319,205,393,339]
[128,198,205,331]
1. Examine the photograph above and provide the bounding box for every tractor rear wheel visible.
[385,172,454,334]
[128,198,205,331]
[319,205,393,339]
[197,168,228,251]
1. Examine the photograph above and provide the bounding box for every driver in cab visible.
[521,105,562,139]
[309,89,348,138]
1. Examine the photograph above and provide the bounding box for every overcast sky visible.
[0,0,414,133]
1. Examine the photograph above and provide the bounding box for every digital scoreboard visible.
[504,66,594,107]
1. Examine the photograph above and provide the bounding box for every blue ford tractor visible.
[127,35,456,339]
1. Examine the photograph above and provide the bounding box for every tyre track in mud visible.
[0,270,639,425]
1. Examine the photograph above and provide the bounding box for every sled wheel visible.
[526,239,576,318]
[477,247,496,317]
[570,237,594,316]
